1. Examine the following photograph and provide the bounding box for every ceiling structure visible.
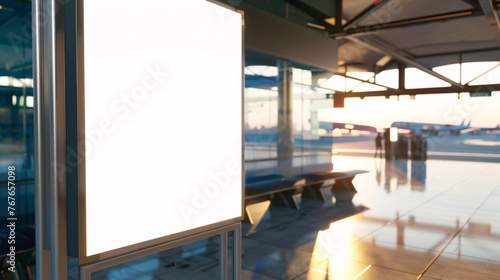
[1,0,500,100]
[229,0,500,101]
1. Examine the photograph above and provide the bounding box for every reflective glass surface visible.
[89,236,224,280]
[240,155,500,279]
[0,0,35,278]
[244,66,335,178]
[92,156,500,279]
[0,0,34,182]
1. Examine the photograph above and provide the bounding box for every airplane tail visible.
[460,119,471,126]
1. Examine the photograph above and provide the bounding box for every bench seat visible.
[243,170,368,234]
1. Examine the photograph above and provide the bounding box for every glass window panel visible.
[0,0,34,183]
[244,61,334,178]
[461,61,499,85]
[90,236,221,280]
[469,65,500,85]
[433,63,461,84]
[375,69,398,89]
[405,68,450,89]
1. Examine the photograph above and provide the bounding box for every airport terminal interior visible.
[1,0,500,279]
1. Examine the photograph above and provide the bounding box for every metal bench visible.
[244,175,304,235]
[302,170,368,207]
[243,170,368,234]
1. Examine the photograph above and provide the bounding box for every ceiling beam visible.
[285,0,334,32]
[464,62,500,85]
[343,0,389,30]
[330,71,404,94]
[347,73,372,92]
[335,9,480,37]
[311,67,403,93]
[334,0,343,32]
[478,0,500,47]
[345,36,465,89]
[335,83,500,99]
[413,47,499,59]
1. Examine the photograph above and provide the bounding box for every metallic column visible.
[233,225,242,280]
[277,60,294,168]
[398,62,406,90]
[33,0,68,279]
[219,232,228,280]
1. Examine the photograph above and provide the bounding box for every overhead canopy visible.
[229,0,500,97]
[241,2,339,72]
[2,0,500,89]
[339,0,500,71]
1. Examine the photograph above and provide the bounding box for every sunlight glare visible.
[332,155,363,170]
[306,219,354,279]
[461,61,499,84]
[469,64,500,85]
[405,68,451,89]
[433,63,460,83]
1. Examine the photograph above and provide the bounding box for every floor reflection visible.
[83,156,500,279]
[304,219,375,279]
[374,158,427,193]
[242,156,500,279]
[411,161,427,191]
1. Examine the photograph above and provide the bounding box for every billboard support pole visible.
[34,0,68,279]
[220,231,229,280]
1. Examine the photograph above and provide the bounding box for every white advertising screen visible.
[83,0,243,256]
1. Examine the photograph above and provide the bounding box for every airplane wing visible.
[319,121,377,133]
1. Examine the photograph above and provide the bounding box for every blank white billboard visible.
[82,0,243,257]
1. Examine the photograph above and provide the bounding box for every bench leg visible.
[244,201,271,235]
[331,177,357,208]
[272,189,302,209]
[302,182,329,201]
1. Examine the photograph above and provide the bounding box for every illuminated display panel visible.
[82,0,243,257]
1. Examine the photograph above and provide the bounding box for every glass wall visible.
[0,0,36,278]
[0,0,34,182]
[0,2,35,214]
[317,63,500,160]
[244,64,334,178]
[88,236,229,280]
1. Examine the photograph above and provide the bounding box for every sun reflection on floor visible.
[304,218,372,279]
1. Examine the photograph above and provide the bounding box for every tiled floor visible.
[86,156,500,280]
[240,156,500,279]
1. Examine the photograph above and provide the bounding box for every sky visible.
[317,62,500,129]
[246,61,500,130]
[319,92,500,129]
